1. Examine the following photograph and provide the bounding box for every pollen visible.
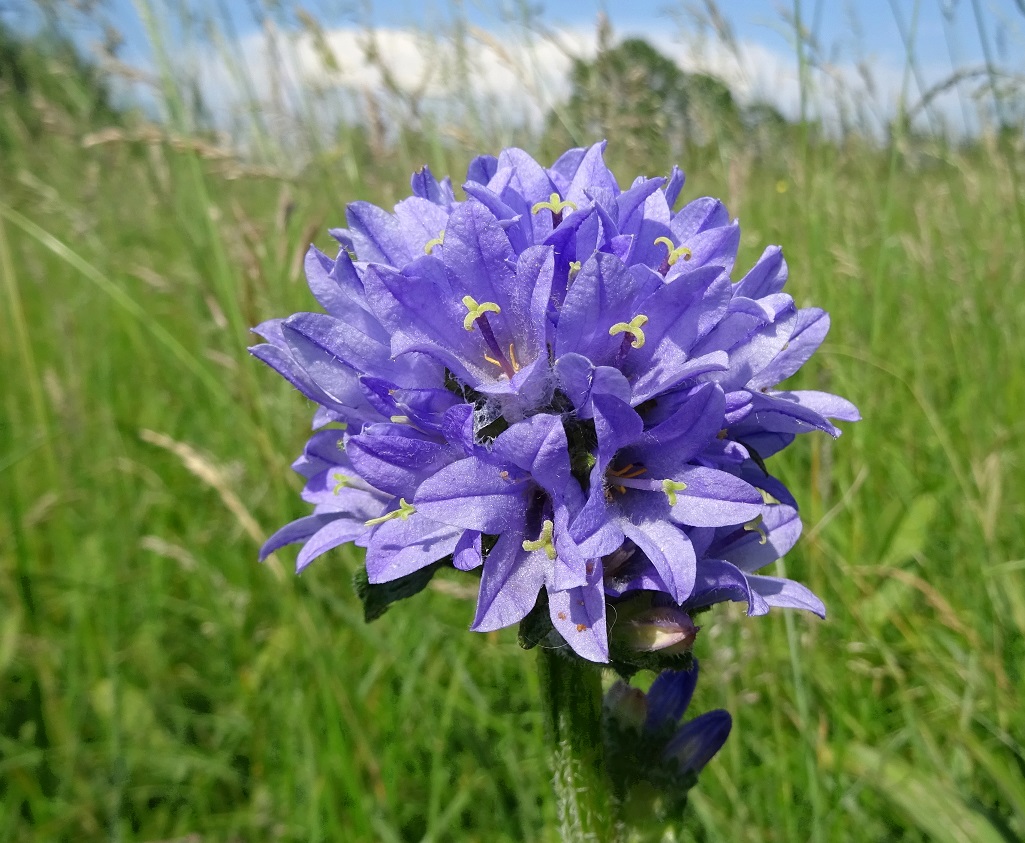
[461,295,502,331]
[662,479,689,506]
[424,230,445,254]
[609,314,649,349]
[654,236,693,265]
[531,192,577,216]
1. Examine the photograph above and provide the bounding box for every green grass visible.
[2,5,1025,841]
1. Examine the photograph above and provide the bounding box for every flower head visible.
[253,142,858,667]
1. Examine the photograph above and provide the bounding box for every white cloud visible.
[180,21,982,151]
[203,24,598,130]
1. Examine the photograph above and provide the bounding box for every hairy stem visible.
[537,649,620,842]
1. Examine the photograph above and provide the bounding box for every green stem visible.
[537,648,620,843]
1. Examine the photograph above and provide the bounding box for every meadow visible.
[1,3,1024,840]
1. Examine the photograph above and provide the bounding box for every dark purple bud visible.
[662,709,732,775]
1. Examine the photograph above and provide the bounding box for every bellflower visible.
[253,142,858,667]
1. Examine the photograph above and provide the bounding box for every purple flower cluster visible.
[253,142,858,665]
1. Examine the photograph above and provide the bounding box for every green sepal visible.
[608,646,695,682]
[353,557,448,623]
[517,590,552,650]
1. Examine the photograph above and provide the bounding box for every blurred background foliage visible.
[1,1,1024,840]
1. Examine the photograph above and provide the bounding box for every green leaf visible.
[353,559,447,623]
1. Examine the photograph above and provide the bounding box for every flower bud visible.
[603,680,649,733]
[620,605,698,654]
[662,709,732,775]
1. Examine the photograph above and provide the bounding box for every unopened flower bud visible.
[620,606,698,654]
[662,709,732,775]
[603,680,649,733]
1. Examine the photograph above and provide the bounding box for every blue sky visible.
[9,0,1025,73]
[360,0,1025,71]
[6,0,1023,135]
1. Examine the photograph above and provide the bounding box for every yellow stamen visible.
[424,231,445,254]
[507,343,520,373]
[365,498,416,526]
[609,314,649,349]
[332,474,351,494]
[531,192,577,216]
[568,260,582,279]
[662,479,688,506]
[462,295,502,331]
[609,463,648,480]
[522,519,556,560]
[744,514,768,544]
[389,415,412,425]
[654,236,692,265]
